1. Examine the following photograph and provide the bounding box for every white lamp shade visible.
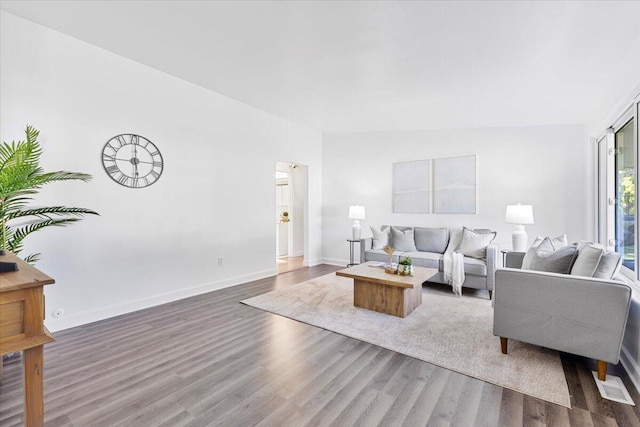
[348,205,366,220]
[505,204,534,225]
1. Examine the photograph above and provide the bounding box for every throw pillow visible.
[521,238,578,274]
[573,242,622,279]
[389,226,417,252]
[457,227,497,259]
[414,227,449,253]
[571,244,604,277]
[593,249,623,279]
[370,226,389,250]
[522,234,568,267]
[530,234,568,250]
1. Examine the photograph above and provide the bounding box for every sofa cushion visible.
[522,238,578,274]
[365,249,441,269]
[457,227,496,259]
[438,256,488,276]
[571,244,604,277]
[414,227,449,253]
[370,226,389,250]
[390,226,417,252]
[403,251,442,269]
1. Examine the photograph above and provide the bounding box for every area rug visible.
[241,273,571,408]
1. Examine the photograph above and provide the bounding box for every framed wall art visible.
[393,159,431,213]
[432,155,476,214]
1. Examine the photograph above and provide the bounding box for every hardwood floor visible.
[1,264,639,426]
[276,256,304,274]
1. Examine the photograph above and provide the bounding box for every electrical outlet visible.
[52,308,65,318]
[218,257,223,266]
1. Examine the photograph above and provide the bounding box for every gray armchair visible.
[493,254,632,380]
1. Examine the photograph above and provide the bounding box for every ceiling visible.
[2,1,640,133]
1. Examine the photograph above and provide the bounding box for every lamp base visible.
[512,224,528,252]
[352,220,361,241]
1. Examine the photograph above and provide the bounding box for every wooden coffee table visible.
[336,261,437,318]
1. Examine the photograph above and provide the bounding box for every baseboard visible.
[290,250,304,257]
[321,258,348,267]
[621,345,640,395]
[303,258,323,267]
[45,268,277,332]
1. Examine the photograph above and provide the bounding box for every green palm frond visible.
[8,218,82,253]
[6,206,98,221]
[0,125,99,263]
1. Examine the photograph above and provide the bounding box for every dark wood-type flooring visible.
[1,264,639,426]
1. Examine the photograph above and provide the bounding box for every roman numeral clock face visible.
[101,134,163,188]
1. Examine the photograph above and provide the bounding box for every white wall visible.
[322,124,590,264]
[0,12,323,331]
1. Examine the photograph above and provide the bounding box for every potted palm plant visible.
[398,256,413,276]
[0,125,98,263]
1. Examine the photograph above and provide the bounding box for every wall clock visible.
[101,133,163,188]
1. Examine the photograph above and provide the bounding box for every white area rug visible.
[241,273,571,408]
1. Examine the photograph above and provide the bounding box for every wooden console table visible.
[0,252,55,427]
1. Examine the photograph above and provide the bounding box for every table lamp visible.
[505,204,534,252]
[348,205,366,240]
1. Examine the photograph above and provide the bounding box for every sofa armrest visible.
[360,237,372,264]
[493,268,632,364]
[485,243,499,291]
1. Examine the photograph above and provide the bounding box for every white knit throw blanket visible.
[443,251,465,296]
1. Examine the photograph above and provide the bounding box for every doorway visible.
[275,161,307,274]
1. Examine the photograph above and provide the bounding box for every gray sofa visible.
[494,251,632,380]
[359,225,499,294]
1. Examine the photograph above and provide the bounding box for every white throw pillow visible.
[370,226,389,250]
[457,227,497,259]
[570,244,604,277]
[530,234,568,250]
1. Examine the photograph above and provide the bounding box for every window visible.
[597,96,640,280]
[615,119,636,271]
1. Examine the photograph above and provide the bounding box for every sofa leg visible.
[500,337,508,354]
[488,290,493,300]
[597,360,608,381]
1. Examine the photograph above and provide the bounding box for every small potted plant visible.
[399,256,413,276]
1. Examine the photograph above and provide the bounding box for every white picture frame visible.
[393,159,431,213]
[433,155,477,214]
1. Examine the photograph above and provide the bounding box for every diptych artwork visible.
[393,160,431,213]
[433,155,477,214]
[392,155,476,214]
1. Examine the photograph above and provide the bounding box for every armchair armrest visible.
[485,243,499,291]
[493,268,632,364]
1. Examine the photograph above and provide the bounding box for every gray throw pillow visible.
[522,238,578,274]
[390,226,417,252]
[414,227,449,253]
[370,226,389,250]
[571,244,604,277]
[457,227,496,259]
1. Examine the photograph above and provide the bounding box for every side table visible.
[347,239,361,267]
[501,249,526,268]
